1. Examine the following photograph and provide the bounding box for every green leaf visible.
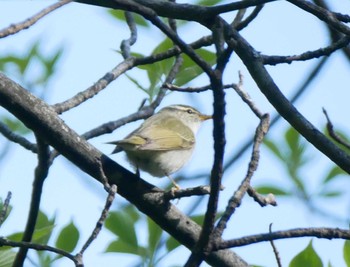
[175,48,216,86]
[34,210,55,245]
[344,240,350,267]
[105,209,138,248]
[105,239,146,256]
[0,249,16,267]
[285,127,300,150]
[255,185,290,196]
[196,0,222,6]
[55,221,80,253]
[6,226,55,247]
[166,236,181,252]
[289,240,323,267]
[2,117,31,135]
[323,166,346,184]
[263,139,285,161]
[319,190,342,198]
[147,217,163,256]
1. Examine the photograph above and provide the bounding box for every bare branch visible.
[13,136,50,267]
[0,0,72,38]
[75,0,276,22]
[185,54,227,267]
[0,121,37,153]
[225,25,350,174]
[0,237,78,264]
[247,186,277,207]
[286,0,350,36]
[218,227,350,249]
[78,184,117,256]
[0,70,248,267]
[269,224,282,267]
[121,12,138,59]
[163,185,223,201]
[214,114,270,238]
[232,71,264,118]
[262,36,350,65]
[323,108,350,150]
[52,58,137,114]
[235,5,264,31]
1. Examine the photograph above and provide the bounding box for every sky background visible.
[1,1,350,266]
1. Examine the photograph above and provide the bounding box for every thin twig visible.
[0,0,72,38]
[235,5,264,31]
[323,108,350,150]
[214,114,270,239]
[218,227,350,249]
[78,184,117,256]
[163,185,215,201]
[121,12,138,59]
[0,121,37,153]
[247,186,277,207]
[0,237,77,264]
[52,57,136,114]
[286,0,350,36]
[269,224,282,267]
[263,36,350,65]
[13,136,50,267]
[163,83,234,93]
[232,71,264,118]
[0,191,12,228]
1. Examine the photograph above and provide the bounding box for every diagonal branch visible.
[225,26,350,174]
[214,114,270,239]
[286,0,350,36]
[0,121,37,153]
[0,73,249,267]
[0,0,72,38]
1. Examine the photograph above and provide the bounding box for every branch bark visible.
[0,73,249,267]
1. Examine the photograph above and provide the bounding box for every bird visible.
[107,104,212,189]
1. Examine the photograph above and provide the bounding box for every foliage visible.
[289,240,322,267]
[0,207,79,267]
[258,127,347,216]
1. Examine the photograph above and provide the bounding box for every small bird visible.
[108,104,212,189]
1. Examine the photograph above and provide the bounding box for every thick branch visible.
[75,0,276,22]
[0,73,248,267]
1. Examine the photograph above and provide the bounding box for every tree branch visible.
[0,121,37,153]
[0,237,78,265]
[225,26,350,174]
[0,73,249,267]
[13,136,50,267]
[0,0,72,38]
[218,227,350,249]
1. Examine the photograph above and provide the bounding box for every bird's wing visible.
[137,123,194,151]
[112,135,147,151]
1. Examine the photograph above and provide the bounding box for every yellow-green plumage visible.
[108,105,211,185]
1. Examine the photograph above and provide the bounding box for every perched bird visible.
[108,104,212,188]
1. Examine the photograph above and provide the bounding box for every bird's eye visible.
[187,109,193,114]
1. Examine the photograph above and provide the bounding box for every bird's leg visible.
[166,174,180,190]
[135,166,140,177]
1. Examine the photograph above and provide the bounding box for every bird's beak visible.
[200,114,212,121]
